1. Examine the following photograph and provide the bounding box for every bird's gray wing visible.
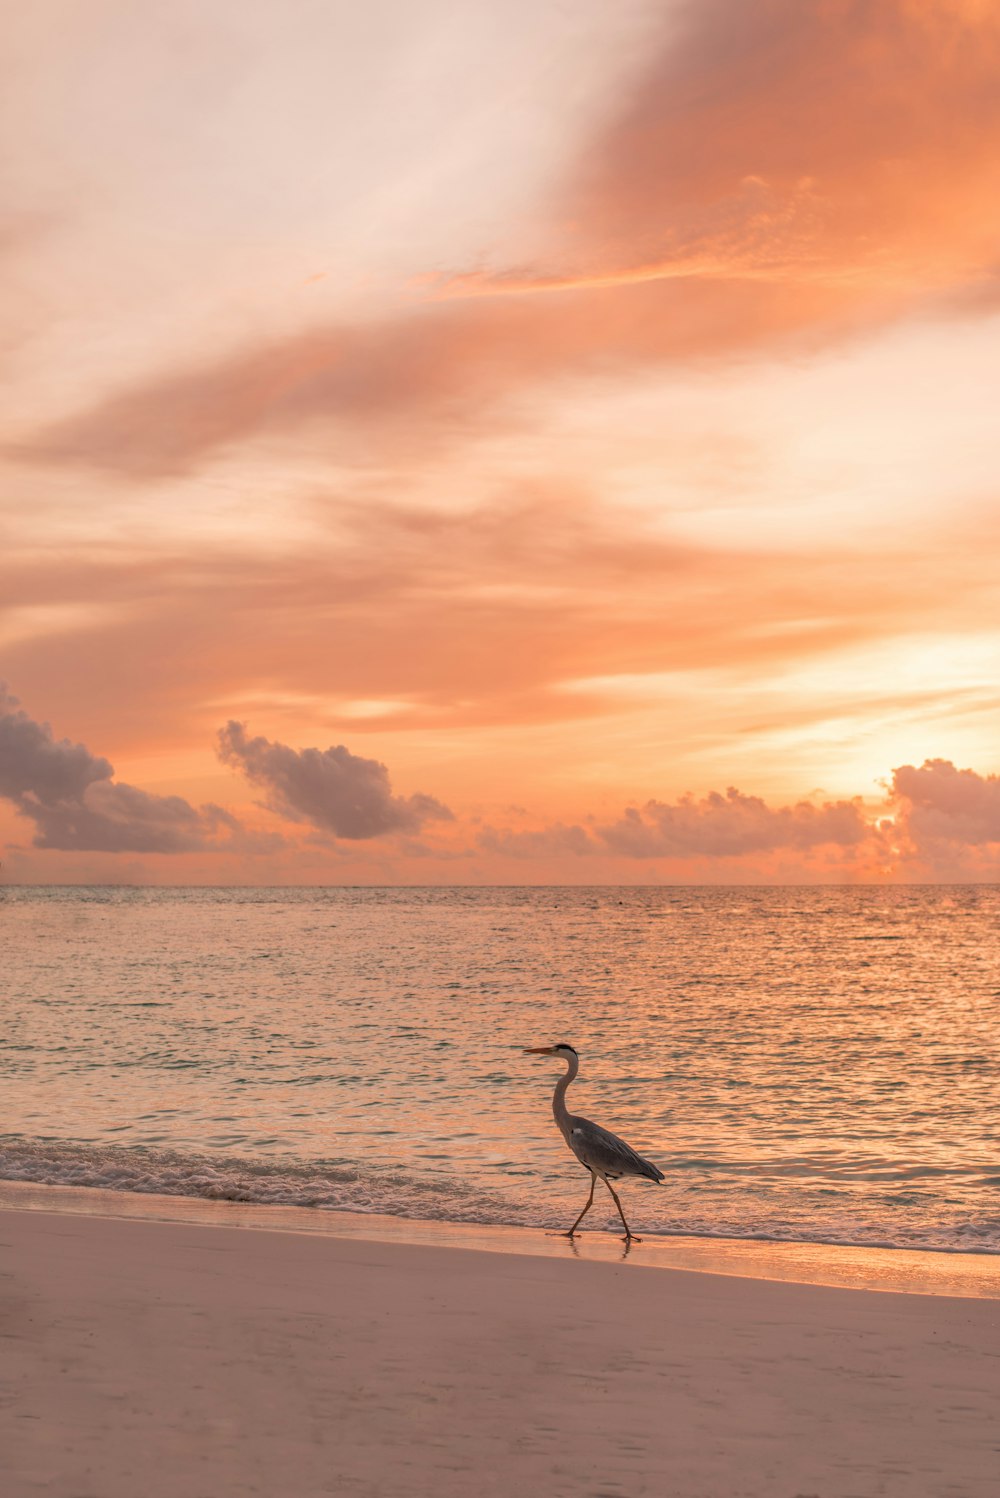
[568,1115,664,1182]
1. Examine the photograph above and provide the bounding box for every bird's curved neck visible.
[552,1053,579,1135]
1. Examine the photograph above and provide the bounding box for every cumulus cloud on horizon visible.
[0,685,250,854]
[889,759,1000,850]
[6,681,1000,875]
[217,720,454,841]
[597,788,870,859]
[480,763,1000,871]
[478,786,872,862]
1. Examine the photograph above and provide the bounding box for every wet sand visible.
[4,1202,999,1497]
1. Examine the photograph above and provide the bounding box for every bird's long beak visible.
[523,1046,556,1054]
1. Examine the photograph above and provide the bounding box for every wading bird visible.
[524,1043,663,1241]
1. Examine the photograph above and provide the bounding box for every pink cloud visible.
[477,786,874,864]
[217,720,453,840]
[597,787,871,859]
[477,760,1000,876]
[0,684,253,854]
[891,759,1000,849]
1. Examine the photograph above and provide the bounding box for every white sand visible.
[4,1204,999,1498]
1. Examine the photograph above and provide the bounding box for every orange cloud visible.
[4,488,1000,766]
[11,271,872,478]
[502,0,1000,297]
[6,1,1000,891]
[16,3,1000,489]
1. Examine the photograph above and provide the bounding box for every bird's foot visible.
[622,1233,642,1243]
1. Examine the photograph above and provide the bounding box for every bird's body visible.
[525,1042,663,1240]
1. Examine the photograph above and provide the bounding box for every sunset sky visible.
[3,0,1000,883]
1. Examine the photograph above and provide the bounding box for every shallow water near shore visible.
[5,1178,1000,1299]
[3,884,1000,1254]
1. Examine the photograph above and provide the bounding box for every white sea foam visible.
[2,1137,999,1255]
[0,1138,512,1221]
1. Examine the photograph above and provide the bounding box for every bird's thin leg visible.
[604,1179,641,1242]
[562,1171,596,1237]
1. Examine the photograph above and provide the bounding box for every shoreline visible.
[4,1176,999,1299]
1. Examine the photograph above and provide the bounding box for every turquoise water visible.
[2,885,999,1251]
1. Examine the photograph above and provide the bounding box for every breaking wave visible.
[4,1136,1000,1256]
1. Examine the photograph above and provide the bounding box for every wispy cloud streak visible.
[514,0,1000,297]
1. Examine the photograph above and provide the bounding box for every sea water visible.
[2,884,999,1253]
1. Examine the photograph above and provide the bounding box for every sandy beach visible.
[4,1203,999,1498]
